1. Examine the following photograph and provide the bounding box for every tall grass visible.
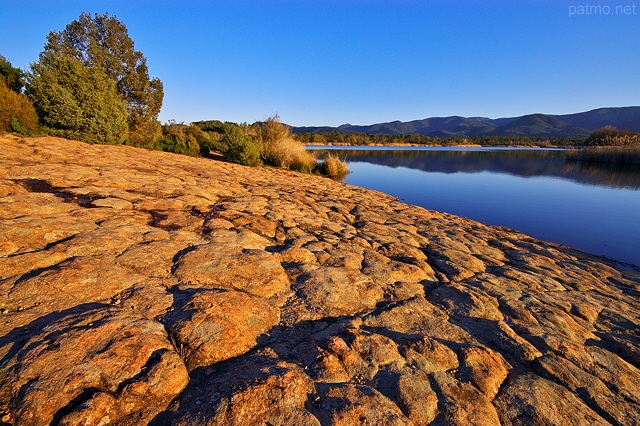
[319,154,350,180]
[567,146,640,165]
[252,115,317,172]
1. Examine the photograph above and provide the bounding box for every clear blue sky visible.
[1,0,639,126]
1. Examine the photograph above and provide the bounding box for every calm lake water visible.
[309,146,640,267]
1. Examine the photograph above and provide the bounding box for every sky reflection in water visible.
[312,147,640,266]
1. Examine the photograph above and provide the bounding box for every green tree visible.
[27,55,128,144]
[0,55,25,93]
[39,12,163,145]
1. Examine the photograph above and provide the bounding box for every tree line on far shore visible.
[292,127,640,148]
[292,132,584,148]
[292,126,640,165]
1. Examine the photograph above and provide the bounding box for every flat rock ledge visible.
[1,134,639,425]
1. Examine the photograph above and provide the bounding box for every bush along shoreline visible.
[196,116,349,179]
[566,126,640,165]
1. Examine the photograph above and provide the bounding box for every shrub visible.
[220,123,262,167]
[143,121,213,156]
[253,115,289,148]
[264,135,317,172]
[10,117,32,135]
[149,136,200,157]
[127,119,162,149]
[0,80,39,134]
[584,126,640,146]
[208,116,346,176]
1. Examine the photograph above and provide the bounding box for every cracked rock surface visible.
[1,134,639,425]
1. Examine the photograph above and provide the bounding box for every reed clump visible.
[584,125,640,146]
[567,145,640,165]
[319,154,350,180]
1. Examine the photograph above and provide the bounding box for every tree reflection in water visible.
[312,147,640,190]
[308,146,640,266]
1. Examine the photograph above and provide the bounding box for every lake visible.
[308,146,640,267]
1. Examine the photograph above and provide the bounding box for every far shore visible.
[305,142,564,148]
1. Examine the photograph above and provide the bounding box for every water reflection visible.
[562,161,640,190]
[308,147,640,266]
[312,148,640,190]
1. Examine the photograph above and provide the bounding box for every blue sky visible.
[1,0,639,126]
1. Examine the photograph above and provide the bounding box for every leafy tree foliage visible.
[0,79,39,134]
[150,121,216,156]
[27,55,128,144]
[192,120,227,134]
[0,55,38,134]
[219,123,263,167]
[0,55,25,93]
[38,12,163,145]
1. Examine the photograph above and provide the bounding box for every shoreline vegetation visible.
[565,126,640,165]
[566,145,640,165]
[293,132,583,148]
[195,116,350,180]
[305,142,548,148]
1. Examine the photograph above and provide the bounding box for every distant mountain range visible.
[291,107,640,138]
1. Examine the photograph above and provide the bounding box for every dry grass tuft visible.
[267,137,317,172]
[320,154,350,180]
[253,115,317,172]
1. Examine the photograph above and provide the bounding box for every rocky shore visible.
[1,134,639,425]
